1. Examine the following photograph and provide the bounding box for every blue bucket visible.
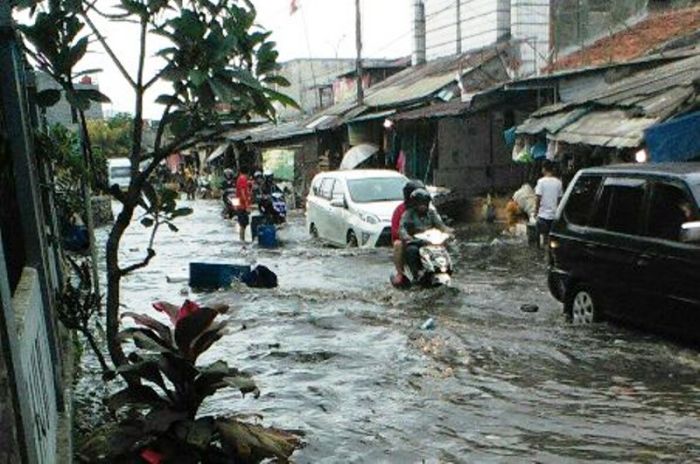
[189,262,251,289]
[258,224,277,248]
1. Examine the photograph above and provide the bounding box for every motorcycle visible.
[394,228,453,288]
[222,190,239,219]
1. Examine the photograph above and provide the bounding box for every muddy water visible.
[78,200,700,463]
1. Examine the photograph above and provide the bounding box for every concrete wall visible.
[435,112,524,195]
[511,0,551,75]
[35,72,104,130]
[553,0,648,57]
[0,341,21,463]
[13,268,58,464]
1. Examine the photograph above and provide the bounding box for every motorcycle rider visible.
[221,168,236,218]
[390,179,425,286]
[399,189,453,281]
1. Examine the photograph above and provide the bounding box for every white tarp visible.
[206,143,229,163]
[339,143,379,170]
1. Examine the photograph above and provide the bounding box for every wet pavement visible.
[77,199,700,463]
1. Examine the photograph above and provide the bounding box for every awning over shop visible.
[645,110,700,162]
[339,143,379,170]
[549,110,658,148]
[206,143,229,163]
[347,110,396,124]
[517,107,589,135]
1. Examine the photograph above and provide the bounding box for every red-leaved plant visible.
[79,300,300,463]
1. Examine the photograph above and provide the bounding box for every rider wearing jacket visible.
[399,189,452,279]
[391,180,425,286]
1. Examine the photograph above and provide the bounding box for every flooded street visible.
[81,200,700,463]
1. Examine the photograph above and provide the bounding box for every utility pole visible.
[456,0,462,54]
[355,0,364,105]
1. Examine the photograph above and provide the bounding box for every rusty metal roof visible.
[392,100,472,121]
[517,53,700,148]
[305,43,515,127]
[546,6,700,73]
[226,120,313,144]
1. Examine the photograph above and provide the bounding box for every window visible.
[311,178,322,196]
[330,180,345,200]
[319,178,335,199]
[646,183,698,242]
[563,175,602,226]
[591,178,646,235]
[346,177,406,203]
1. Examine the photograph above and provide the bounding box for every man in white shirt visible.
[535,161,563,248]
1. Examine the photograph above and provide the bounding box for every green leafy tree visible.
[87,113,133,159]
[16,1,297,458]
[17,0,294,370]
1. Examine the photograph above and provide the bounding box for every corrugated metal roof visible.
[550,110,658,147]
[347,109,396,123]
[517,108,590,135]
[515,53,700,148]
[226,121,313,144]
[392,100,472,121]
[306,43,515,125]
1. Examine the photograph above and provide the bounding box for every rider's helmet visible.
[263,170,274,181]
[223,168,234,179]
[410,188,431,207]
[253,170,263,180]
[403,180,425,202]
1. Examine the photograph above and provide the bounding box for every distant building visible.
[275,58,356,119]
[35,71,104,129]
[332,58,411,105]
[419,0,653,76]
[275,58,409,119]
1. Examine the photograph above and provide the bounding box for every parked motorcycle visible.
[393,228,453,288]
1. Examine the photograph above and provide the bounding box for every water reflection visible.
[75,199,700,463]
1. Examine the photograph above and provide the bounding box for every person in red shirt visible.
[391,180,424,286]
[235,166,252,242]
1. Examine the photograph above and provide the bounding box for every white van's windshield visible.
[346,177,405,203]
[110,166,131,177]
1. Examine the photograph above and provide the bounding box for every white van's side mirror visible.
[680,221,700,243]
[330,198,345,208]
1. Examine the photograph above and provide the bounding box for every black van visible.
[548,163,700,343]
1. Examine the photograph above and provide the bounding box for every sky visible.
[74,0,413,119]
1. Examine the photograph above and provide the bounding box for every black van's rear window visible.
[591,178,646,235]
[563,175,602,226]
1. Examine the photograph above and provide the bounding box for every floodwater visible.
[76,200,700,463]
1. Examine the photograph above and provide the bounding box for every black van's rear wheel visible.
[566,285,599,325]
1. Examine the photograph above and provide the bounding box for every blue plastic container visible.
[257,224,277,248]
[251,214,264,238]
[189,262,251,289]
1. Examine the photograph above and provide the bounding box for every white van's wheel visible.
[347,230,358,248]
[567,286,599,325]
[310,223,318,239]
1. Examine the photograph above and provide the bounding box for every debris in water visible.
[421,318,436,330]
[179,287,189,296]
[520,304,539,313]
[166,275,189,283]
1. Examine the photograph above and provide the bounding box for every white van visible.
[306,169,408,247]
[108,158,131,190]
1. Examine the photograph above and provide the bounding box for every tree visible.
[87,113,133,159]
[17,0,294,379]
